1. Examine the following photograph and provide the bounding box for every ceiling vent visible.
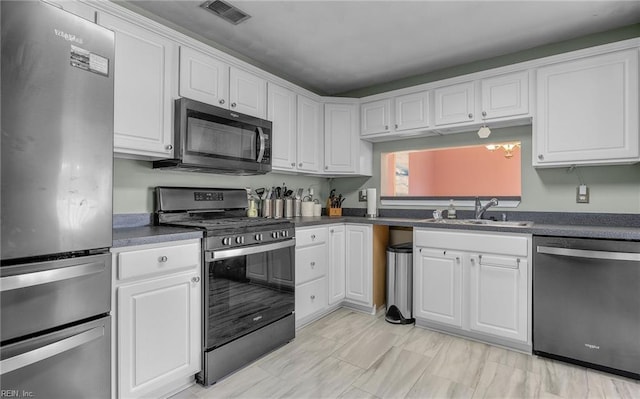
[200,0,251,25]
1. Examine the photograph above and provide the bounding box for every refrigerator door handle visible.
[0,326,104,375]
[0,261,105,292]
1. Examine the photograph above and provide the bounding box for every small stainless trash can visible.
[385,242,415,324]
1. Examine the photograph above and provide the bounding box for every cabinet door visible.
[434,82,475,126]
[327,225,346,304]
[268,83,297,171]
[117,271,200,399]
[99,13,176,159]
[535,49,639,166]
[345,224,372,306]
[414,247,463,327]
[229,67,267,119]
[179,46,229,108]
[361,99,391,135]
[395,91,430,131]
[480,71,529,120]
[324,103,358,173]
[297,95,323,173]
[469,254,528,342]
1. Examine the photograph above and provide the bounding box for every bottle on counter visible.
[447,199,457,219]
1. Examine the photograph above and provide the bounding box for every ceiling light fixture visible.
[477,112,491,138]
[486,143,521,159]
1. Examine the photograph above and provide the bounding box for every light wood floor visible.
[173,308,640,399]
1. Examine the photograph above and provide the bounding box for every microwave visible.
[153,98,272,175]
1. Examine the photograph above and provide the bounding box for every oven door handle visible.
[207,239,295,261]
[256,127,266,163]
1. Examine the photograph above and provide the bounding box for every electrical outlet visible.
[359,189,367,202]
[576,184,589,203]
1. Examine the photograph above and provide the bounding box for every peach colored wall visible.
[381,153,397,195]
[407,146,521,196]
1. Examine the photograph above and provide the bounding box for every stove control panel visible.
[211,224,295,250]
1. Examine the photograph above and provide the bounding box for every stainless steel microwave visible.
[153,98,272,175]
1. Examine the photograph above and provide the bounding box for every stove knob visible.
[280,230,288,237]
[255,233,263,241]
[222,237,231,246]
[235,236,244,244]
[272,231,278,239]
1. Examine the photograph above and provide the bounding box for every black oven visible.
[199,230,296,386]
[205,239,295,349]
[153,98,272,175]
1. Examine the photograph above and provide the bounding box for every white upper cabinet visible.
[99,12,176,159]
[178,46,266,119]
[268,83,297,171]
[480,71,529,120]
[324,102,359,173]
[534,49,639,167]
[361,99,391,135]
[179,46,229,108]
[229,67,267,119]
[48,0,96,21]
[434,81,475,126]
[395,91,430,131]
[297,95,323,173]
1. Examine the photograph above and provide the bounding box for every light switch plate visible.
[359,189,367,202]
[576,184,589,203]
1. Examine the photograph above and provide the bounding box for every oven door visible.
[204,239,295,350]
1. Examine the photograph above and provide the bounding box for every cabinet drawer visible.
[295,277,328,321]
[296,245,327,284]
[296,226,328,247]
[414,229,528,257]
[117,241,200,281]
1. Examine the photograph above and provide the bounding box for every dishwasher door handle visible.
[537,245,640,262]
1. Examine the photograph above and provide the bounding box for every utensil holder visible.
[328,208,342,216]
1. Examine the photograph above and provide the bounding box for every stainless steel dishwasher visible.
[533,236,640,380]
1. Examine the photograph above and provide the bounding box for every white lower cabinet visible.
[344,224,373,307]
[294,226,329,327]
[327,225,346,304]
[413,229,531,350]
[112,239,201,399]
[294,223,373,327]
[469,254,528,342]
[414,248,463,328]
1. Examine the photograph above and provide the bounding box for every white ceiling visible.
[123,0,640,95]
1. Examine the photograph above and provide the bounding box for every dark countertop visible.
[112,213,640,248]
[292,216,640,241]
[112,225,203,248]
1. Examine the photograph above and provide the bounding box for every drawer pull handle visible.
[191,276,200,283]
[310,295,316,300]
[311,235,316,240]
[310,261,315,268]
[158,256,168,263]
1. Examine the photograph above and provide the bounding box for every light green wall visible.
[338,24,640,98]
[113,159,330,213]
[330,126,640,214]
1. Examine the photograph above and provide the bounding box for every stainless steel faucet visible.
[475,197,499,219]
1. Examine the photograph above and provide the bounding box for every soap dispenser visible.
[447,199,457,219]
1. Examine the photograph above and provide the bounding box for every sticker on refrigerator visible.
[69,45,109,76]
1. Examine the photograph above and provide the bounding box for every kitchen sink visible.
[420,218,534,228]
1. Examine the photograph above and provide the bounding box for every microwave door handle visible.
[256,127,266,163]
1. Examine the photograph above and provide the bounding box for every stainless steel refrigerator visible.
[1,2,114,397]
